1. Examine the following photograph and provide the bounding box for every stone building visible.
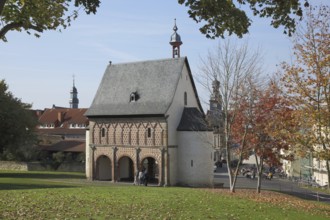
[85,22,214,187]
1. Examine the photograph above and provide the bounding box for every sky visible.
[1,0,329,111]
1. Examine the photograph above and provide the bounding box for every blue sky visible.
[1,1,329,111]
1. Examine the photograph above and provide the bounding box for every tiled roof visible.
[177,108,212,131]
[39,140,85,152]
[38,108,88,125]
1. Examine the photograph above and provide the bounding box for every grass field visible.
[0,171,329,220]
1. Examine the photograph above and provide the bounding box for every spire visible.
[69,75,79,108]
[73,74,75,87]
[169,18,183,58]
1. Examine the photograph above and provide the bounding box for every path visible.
[214,164,330,204]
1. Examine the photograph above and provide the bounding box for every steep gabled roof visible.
[177,108,211,131]
[86,57,203,117]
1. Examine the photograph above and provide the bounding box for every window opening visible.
[101,128,106,137]
[147,128,151,138]
[184,92,187,106]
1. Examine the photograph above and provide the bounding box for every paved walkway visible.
[214,165,330,204]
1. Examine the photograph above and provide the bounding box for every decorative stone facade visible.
[88,118,168,186]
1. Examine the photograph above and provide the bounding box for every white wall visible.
[168,147,178,186]
[177,131,214,187]
[313,158,329,186]
[166,62,201,146]
[85,129,91,179]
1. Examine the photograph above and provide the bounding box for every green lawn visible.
[0,171,329,220]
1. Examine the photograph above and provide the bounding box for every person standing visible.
[138,169,144,185]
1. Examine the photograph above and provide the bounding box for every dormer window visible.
[130,92,139,102]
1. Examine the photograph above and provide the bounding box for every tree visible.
[0,0,100,42]
[178,0,310,38]
[0,80,38,161]
[280,5,330,188]
[199,40,262,192]
[246,79,292,193]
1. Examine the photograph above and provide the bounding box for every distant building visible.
[37,107,88,154]
[206,78,225,162]
[36,76,86,155]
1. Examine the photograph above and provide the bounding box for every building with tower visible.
[34,78,88,171]
[206,78,225,163]
[70,77,79,109]
[85,21,214,187]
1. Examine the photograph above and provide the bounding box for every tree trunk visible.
[255,154,264,193]
[326,159,330,190]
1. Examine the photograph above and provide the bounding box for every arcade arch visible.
[96,155,112,181]
[141,157,159,184]
[118,156,134,182]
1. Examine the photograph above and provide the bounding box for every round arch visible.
[96,155,112,181]
[118,156,134,182]
[140,156,159,184]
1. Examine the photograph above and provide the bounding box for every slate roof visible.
[86,57,203,117]
[177,108,212,131]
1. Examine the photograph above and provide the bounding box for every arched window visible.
[184,92,187,106]
[101,128,106,137]
[147,127,151,138]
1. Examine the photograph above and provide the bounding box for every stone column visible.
[89,144,96,180]
[135,147,141,173]
[159,147,165,186]
[163,122,169,186]
[111,146,117,182]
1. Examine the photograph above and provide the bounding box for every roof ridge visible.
[109,57,186,66]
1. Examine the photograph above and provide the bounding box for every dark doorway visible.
[141,157,159,184]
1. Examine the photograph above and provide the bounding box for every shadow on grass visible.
[0,182,77,190]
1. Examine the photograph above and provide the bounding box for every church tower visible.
[206,78,224,161]
[169,19,182,58]
[209,78,222,125]
[69,76,79,109]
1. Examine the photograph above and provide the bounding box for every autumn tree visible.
[0,80,38,161]
[0,0,100,42]
[280,5,330,188]
[230,75,260,191]
[199,40,262,192]
[178,0,310,38]
[245,79,293,193]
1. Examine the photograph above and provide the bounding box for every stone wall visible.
[0,161,85,172]
[0,161,28,171]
